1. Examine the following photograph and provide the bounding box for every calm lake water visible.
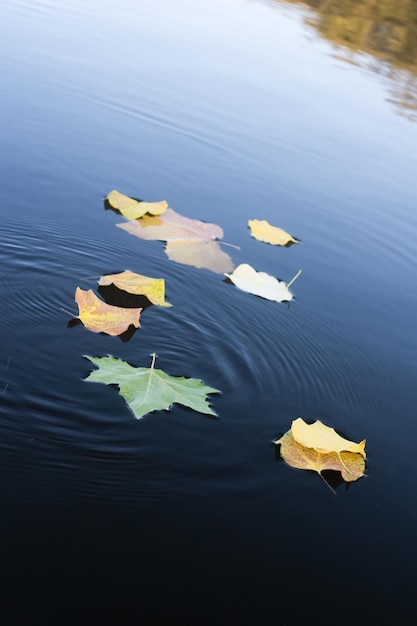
[1,0,417,624]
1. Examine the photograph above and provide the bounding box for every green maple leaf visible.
[84,353,220,420]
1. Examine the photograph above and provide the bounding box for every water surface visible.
[1,0,417,624]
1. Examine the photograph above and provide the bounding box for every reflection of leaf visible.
[99,270,172,307]
[84,353,221,420]
[275,418,366,485]
[248,219,299,246]
[225,263,301,302]
[165,240,233,273]
[106,190,168,220]
[116,208,234,273]
[75,287,142,335]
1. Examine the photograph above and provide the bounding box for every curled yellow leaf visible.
[291,417,366,458]
[99,270,172,307]
[276,430,365,483]
[106,190,168,220]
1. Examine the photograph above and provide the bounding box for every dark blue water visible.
[1,0,417,624]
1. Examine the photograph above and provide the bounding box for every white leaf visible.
[225,263,299,302]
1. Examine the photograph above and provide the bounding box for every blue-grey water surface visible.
[1,0,417,624]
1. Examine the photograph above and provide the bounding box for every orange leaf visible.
[75,287,142,336]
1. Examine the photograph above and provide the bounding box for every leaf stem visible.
[318,471,337,495]
[60,307,76,317]
[220,241,241,250]
[287,269,302,289]
[142,353,157,408]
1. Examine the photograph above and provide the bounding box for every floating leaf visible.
[75,287,142,336]
[116,208,234,273]
[119,209,223,240]
[248,219,299,246]
[99,270,172,307]
[291,417,366,458]
[276,430,365,483]
[275,418,366,486]
[106,190,168,220]
[225,263,301,302]
[84,353,220,420]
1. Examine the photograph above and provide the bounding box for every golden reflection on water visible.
[278,0,417,119]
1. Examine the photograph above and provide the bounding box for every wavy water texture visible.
[2,3,417,623]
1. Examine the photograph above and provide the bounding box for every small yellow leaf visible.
[99,270,172,307]
[248,219,299,246]
[75,287,142,336]
[291,417,366,458]
[106,190,168,220]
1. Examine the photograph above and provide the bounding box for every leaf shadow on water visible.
[98,283,154,311]
[284,239,300,249]
[103,197,116,213]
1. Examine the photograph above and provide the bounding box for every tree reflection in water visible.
[276,0,417,119]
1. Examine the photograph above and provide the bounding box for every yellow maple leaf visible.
[106,190,168,220]
[98,270,172,307]
[248,219,299,246]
